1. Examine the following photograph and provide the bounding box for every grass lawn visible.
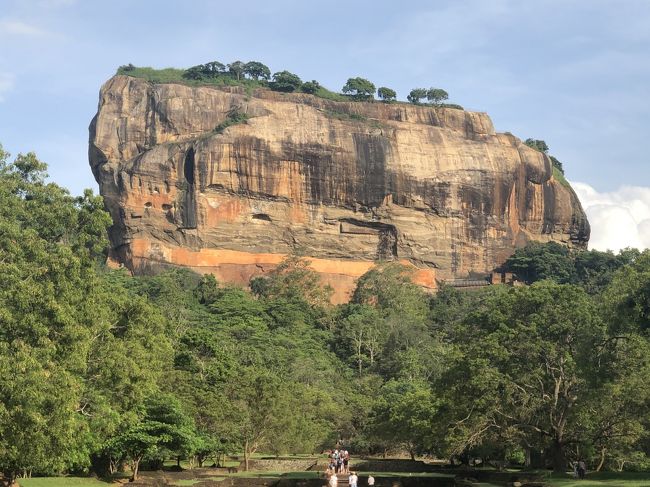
[545,471,650,487]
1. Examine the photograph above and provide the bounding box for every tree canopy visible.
[1,141,649,480]
[342,77,376,100]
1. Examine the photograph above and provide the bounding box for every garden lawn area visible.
[546,471,650,487]
[19,478,108,487]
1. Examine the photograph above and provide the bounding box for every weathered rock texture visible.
[90,75,589,302]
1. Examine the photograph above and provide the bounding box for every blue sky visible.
[1,0,649,249]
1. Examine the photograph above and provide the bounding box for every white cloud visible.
[0,73,14,102]
[573,182,650,252]
[0,19,47,37]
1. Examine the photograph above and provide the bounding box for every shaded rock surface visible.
[90,75,589,302]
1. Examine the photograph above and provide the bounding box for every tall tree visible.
[270,71,303,92]
[426,88,448,106]
[342,77,376,100]
[440,281,645,472]
[227,61,245,80]
[407,88,428,104]
[243,61,271,80]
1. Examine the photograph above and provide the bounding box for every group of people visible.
[327,449,350,475]
[325,448,374,487]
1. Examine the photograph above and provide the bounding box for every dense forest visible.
[0,144,649,483]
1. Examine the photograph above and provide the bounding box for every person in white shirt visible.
[329,473,338,487]
[349,472,358,487]
[367,475,375,487]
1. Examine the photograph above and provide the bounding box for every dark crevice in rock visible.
[179,147,197,229]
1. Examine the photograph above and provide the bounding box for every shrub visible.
[214,107,250,133]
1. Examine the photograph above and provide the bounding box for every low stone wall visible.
[244,458,320,472]
[351,459,437,473]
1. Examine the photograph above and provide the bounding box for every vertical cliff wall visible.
[89,75,589,302]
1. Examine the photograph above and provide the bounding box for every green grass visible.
[544,471,650,487]
[114,66,465,112]
[553,166,571,188]
[312,86,349,102]
[19,477,108,487]
[116,66,266,90]
[323,108,368,122]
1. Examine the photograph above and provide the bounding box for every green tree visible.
[377,87,397,102]
[243,61,271,80]
[407,88,428,104]
[270,70,303,92]
[195,273,220,305]
[228,61,245,80]
[503,241,575,284]
[203,61,226,76]
[336,304,387,374]
[301,80,321,94]
[370,380,438,459]
[105,395,196,481]
[524,138,550,153]
[440,281,642,472]
[426,88,448,106]
[342,77,376,100]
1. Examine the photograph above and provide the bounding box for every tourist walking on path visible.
[329,473,338,487]
[577,460,587,480]
[367,475,375,487]
[349,472,359,487]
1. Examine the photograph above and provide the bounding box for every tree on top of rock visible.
[243,61,271,81]
[342,77,376,101]
[270,71,302,92]
[377,87,397,102]
[228,61,245,80]
[426,88,448,106]
[407,88,428,104]
[524,138,550,153]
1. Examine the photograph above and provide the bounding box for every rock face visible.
[90,75,589,302]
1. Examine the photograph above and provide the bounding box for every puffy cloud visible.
[573,182,650,252]
[0,73,14,102]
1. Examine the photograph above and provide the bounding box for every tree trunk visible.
[177,456,181,468]
[244,440,250,471]
[524,448,531,467]
[596,447,606,472]
[551,439,566,473]
[132,457,141,481]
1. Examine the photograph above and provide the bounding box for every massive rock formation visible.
[89,75,589,302]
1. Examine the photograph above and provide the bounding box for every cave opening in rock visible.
[184,148,195,186]
[252,213,272,222]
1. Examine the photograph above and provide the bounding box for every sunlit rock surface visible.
[90,75,589,302]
